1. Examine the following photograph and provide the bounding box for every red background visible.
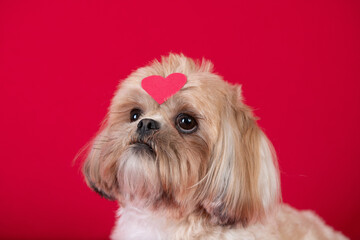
[1,1,359,239]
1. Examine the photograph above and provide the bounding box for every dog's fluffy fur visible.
[82,54,348,240]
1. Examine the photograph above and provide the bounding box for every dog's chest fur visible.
[110,206,173,240]
[109,205,348,240]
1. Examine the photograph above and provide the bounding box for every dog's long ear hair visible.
[82,121,119,200]
[200,85,280,226]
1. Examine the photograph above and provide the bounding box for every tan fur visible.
[82,53,348,239]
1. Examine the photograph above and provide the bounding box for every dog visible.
[82,53,348,240]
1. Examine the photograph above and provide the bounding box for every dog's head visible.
[83,54,280,225]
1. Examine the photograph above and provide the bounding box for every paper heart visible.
[141,73,187,104]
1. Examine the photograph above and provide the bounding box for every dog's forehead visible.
[166,73,230,111]
[113,71,230,116]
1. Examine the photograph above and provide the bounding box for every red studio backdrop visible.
[0,1,359,239]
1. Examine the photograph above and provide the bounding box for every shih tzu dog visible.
[82,54,348,240]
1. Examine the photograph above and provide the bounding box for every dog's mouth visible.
[130,138,155,154]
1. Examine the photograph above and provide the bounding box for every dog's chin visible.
[117,144,161,205]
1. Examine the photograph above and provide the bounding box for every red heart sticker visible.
[141,73,187,104]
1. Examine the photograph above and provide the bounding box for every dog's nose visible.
[137,118,160,135]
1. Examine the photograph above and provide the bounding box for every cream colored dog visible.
[82,54,348,240]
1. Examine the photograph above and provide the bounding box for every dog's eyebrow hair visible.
[171,103,204,121]
[181,85,198,90]
[110,92,149,113]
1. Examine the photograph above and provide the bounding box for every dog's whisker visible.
[187,172,210,189]
[94,139,111,143]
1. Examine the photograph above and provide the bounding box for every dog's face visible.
[83,54,280,225]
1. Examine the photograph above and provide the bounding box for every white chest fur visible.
[111,206,174,240]
[109,205,348,240]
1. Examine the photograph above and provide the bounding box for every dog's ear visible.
[200,85,280,226]
[82,125,119,200]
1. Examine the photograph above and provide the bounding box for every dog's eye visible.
[130,108,142,122]
[176,113,198,134]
